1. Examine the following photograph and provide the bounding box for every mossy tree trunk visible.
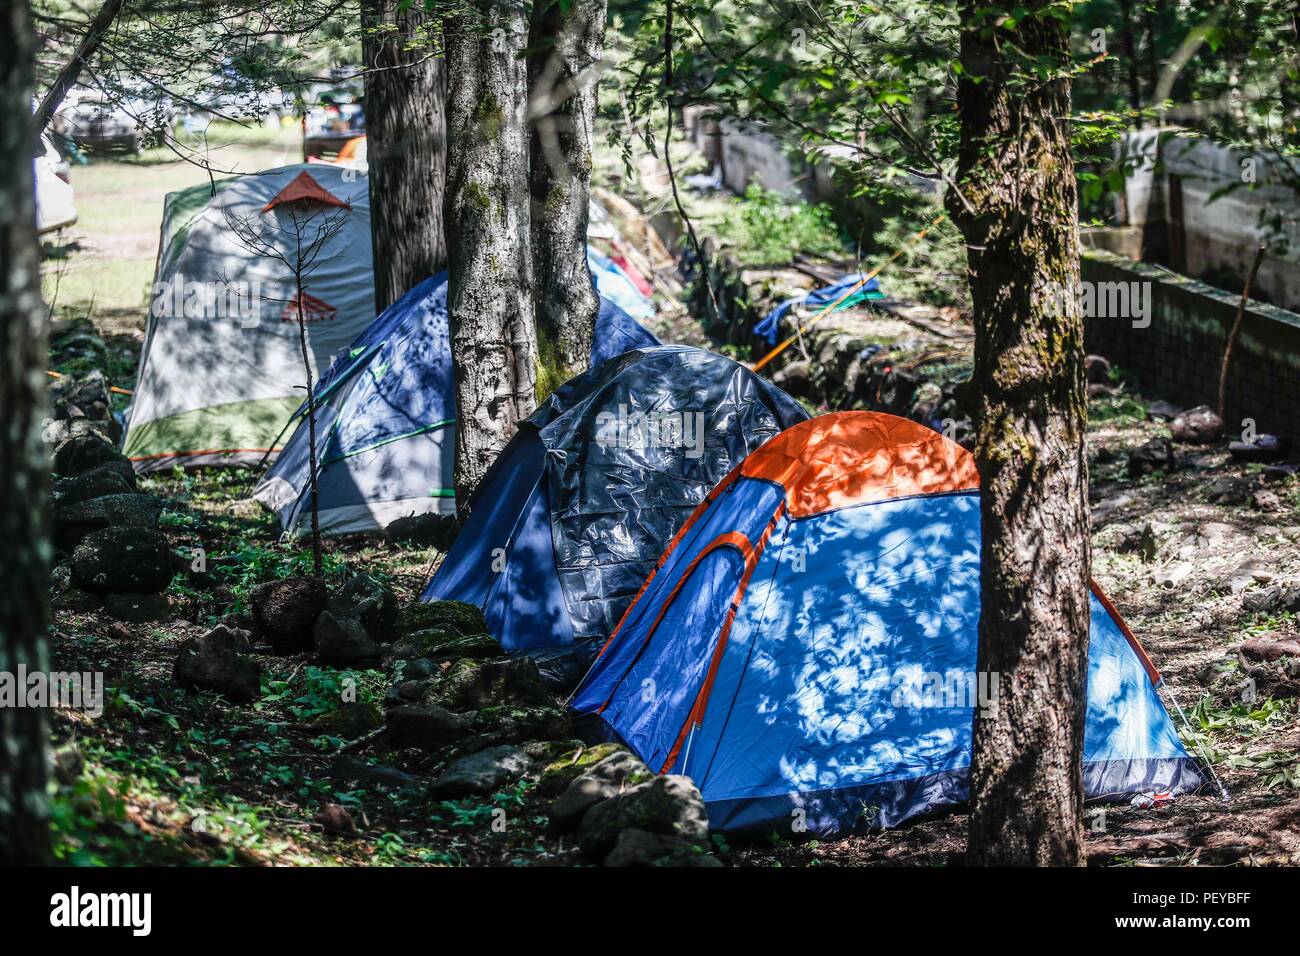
[444,0,538,513]
[527,0,606,396]
[0,0,52,865]
[948,0,1092,867]
[361,0,448,312]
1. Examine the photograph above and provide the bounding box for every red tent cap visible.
[261,171,351,213]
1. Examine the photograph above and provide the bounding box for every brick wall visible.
[1082,249,1300,445]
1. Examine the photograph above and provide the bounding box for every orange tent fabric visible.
[261,170,351,212]
[740,411,980,518]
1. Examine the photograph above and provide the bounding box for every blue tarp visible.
[754,272,883,345]
[422,345,809,686]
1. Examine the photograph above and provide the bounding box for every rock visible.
[52,432,128,477]
[462,705,571,750]
[1146,399,1181,422]
[550,751,654,831]
[536,742,629,797]
[1205,476,1251,505]
[1262,464,1299,483]
[1169,405,1222,444]
[314,804,357,836]
[1084,354,1111,384]
[173,625,262,702]
[603,829,722,867]
[427,745,532,798]
[315,701,384,739]
[102,592,170,622]
[1241,583,1300,614]
[386,679,432,704]
[386,704,473,750]
[71,526,174,595]
[577,775,710,862]
[398,600,488,637]
[423,657,552,711]
[329,574,399,644]
[1127,437,1175,477]
[385,513,459,552]
[52,586,102,613]
[251,576,328,653]
[331,755,419,791]
[1223,559,1273,594]
[1229,434,1286,463]
[1252,489,1283,512]
[771,360,813,396]
[396,658,437,681]
[518,738,585,764]
[1241,637,1300,661]
[51,743,85,786]
[315,610,383,668]
[53,492,165,550]
[386,629,499,666]
[50,467,135,509]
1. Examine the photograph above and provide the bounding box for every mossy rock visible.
[387,628,500,666]
[423,657,552,711]
[315,701,384,740]
[460,704,572,751]
[398,600,489,637]
[536,742,627,797]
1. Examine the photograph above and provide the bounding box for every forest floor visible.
[41,131,1300,867]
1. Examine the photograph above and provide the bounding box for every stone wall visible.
[1082,249,1300,445]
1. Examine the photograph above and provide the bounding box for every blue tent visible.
[571,411,1208,836]
[421,345,809,685]
[254,272,660,535]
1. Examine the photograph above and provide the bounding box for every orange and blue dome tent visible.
[570,411,1208,836]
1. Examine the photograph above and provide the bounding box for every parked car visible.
[35,132,77,234]
[55,89,145,153]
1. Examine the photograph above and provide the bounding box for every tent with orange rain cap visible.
[570,411,1209,837]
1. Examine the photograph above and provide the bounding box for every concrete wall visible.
[1114,128,1300,311]
[1082,248,1300,444]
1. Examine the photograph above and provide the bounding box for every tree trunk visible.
[527,0,607,395]
[0,0,53,865]
[444,0,538,512]
[949,0,1092,867]
[361,0,448,312]
[1118,0,1143,116]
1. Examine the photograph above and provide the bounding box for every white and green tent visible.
[123,164,373,472]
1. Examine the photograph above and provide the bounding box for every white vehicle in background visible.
[35,132,77,234]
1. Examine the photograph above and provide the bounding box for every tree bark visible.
[444,0,537,512]
[0,0,53,865]
[949,0,1092,867]
[527,0,606,394]
[361,0,448,312]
